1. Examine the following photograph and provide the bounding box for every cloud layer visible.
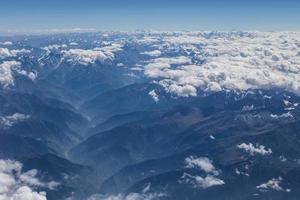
[138,32,300,97]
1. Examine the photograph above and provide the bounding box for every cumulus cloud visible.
[0,48,12,59]
[27,72,37,81]
[42,44,68,54]
[0,159,59,200]
[181,173,225,189]
[256,177,291,192]
[141,50,162,57]
[0,61,20,87]
[148,90,159,103]
[0,61,37,88]
[237,143,272,156]
[0,48,31,59]
[144,56,191,77]
[63,49,112,65]
[0,41,13,46]
[14,68,37,81]
[0,113,30,129]
[62,43,123,65]
[159,80,197,97]
[138,32,300,97]
[185,156,219,176]
[181,156,224,189]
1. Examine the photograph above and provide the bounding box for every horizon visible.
[1,0,300,35]
[2,29,300,37]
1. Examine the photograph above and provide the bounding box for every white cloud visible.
[159,80,197,97]
[14,68,37,81]
[141,50,162,57]
[0,48,13,58]
[144,56,191,77]
[185,156,219,176]
[63,49,111,65]
[0,61,20,87]
[8,186,46,200]
[0,61,37,88]
[138,32,300,97]
[0,48,31,59]
[182,156,225,189]
[0,159,59,200]
[181,173,225,189]
[62,43,123,66]
[27,72,37,81]
[143,56,191,79]
[148,90,159,103]
[163,35,203,44]
[256,177,291,192]
[237,143,272,156]
[69,42,78,46]
[116,63,124,67]
[0,41,13,46]
[134,37,159,45]
[0,113,30,129]
[41,44,67,54]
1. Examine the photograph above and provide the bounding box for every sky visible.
[1,0,300,34]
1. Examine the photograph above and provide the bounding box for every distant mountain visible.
[21,154,100,200]
[71,90,300,199]
[1,32,300,200]
[86,111,160,137]
[81,83,186,124]
[0,133,53,159]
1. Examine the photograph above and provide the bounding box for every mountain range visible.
[0,31,300,200]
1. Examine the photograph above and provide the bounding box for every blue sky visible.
[1,0,300,34]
